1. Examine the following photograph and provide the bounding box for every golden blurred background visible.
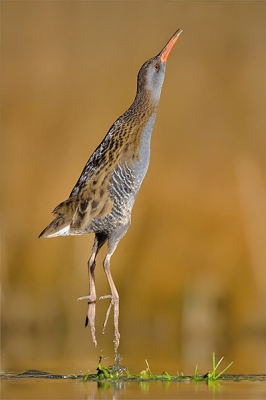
[1,2,265,374]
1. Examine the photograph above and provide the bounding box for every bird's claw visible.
[99,294,112,300]
[77,295,92,301]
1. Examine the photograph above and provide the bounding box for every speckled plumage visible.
[39,29,183,359]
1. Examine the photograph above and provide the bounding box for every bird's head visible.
[136,28,183,103]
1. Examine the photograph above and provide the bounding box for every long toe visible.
[100,294,120,353]
[113,301,120,354]
[99,294,118,335]
[78,294,97,346]
[87,301,97,346]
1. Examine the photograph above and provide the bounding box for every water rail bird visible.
[39,28,183,356]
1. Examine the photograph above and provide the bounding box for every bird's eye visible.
[154,63,160,72]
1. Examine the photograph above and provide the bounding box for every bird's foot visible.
[99,294,115,334]
[77,294,97,347]
[99,294,120,352]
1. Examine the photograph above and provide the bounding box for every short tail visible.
[39,198,75,238]
[39,217,70,238]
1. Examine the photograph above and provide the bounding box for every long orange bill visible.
[159,28,183,63]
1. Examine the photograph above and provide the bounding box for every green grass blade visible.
[214,356,224,372]
[215,361,234,379]
[194,364,199,378]
[212,352,216,374]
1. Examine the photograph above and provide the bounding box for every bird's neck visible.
[107,87,160,168]
[134,86,160,111]
[124,87,159,129]
[115,89,157,164]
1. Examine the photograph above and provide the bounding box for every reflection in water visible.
[83,379,266,400]
[96,380,128,400]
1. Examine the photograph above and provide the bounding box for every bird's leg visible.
[78,233,107,347]
[99,224,130,356]
[100,252,120,355]
[78,248,97,346]
[86,257,97,345]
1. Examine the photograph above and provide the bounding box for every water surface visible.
[2,377,265,399]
